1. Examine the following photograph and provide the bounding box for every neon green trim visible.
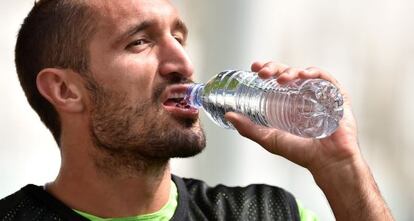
[74,181,178,221]
[297,200,319,221]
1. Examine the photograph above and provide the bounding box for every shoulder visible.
[0,185,45,220]
[172,175,301,221]
[0,185,83,221]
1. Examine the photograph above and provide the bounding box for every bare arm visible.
[225,61,394,221]
[311,153,392,220]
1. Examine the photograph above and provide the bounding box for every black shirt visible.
[0,175,300,221]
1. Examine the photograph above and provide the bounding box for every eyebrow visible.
[115,18,189,45]
[110,20,154,48]
[121,20,155,42]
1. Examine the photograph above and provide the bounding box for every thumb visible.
[224,112,277,148]
[225,112,312,163]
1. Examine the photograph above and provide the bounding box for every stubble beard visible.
[85,76,206,177]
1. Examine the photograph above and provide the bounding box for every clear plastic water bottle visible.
[185,70,344,138]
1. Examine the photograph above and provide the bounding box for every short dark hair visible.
[15,0,97,144]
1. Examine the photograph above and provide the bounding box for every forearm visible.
[312,155,393,221]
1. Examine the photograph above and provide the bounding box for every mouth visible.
[162,84,199,119]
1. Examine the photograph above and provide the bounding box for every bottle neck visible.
[185,83,205,109]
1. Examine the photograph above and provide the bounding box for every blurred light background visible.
[1,0,413,220]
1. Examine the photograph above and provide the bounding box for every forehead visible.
[91,0,179,35]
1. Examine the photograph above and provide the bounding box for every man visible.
[0,0,393,220]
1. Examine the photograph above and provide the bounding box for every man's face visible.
[84,0,206,170]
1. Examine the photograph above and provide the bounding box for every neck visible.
[47,134,172,218]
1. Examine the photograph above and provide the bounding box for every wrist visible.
[311,155,393,220]
[311,152,367,186]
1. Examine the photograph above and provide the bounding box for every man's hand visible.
[225,61,394,221]
[225,61,358,173]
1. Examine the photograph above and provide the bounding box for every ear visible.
[36,68,85,113]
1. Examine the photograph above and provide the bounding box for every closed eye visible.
[128,39,147,47]
[126,39,151,49]
[172,30,186,46]
[174,36,185,46]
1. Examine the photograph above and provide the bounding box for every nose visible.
[158,36,194,80]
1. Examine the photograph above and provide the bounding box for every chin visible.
[171,119,206,158]
[168,112,200,128]
[179,117,199,128]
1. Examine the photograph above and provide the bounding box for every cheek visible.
[92,57,157,101]
[119,57,159,101]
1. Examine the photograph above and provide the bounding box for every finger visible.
[224,112,270,147]
[257,62,289,79]
[303,67,340,86]
[225,112,290,154]
[298,69,319,79]
[251,61,267,72]
[277,68,307,84]
[225,112,314,165]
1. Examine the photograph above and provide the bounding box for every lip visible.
[160,84,192,104]
[161,84,199,119]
